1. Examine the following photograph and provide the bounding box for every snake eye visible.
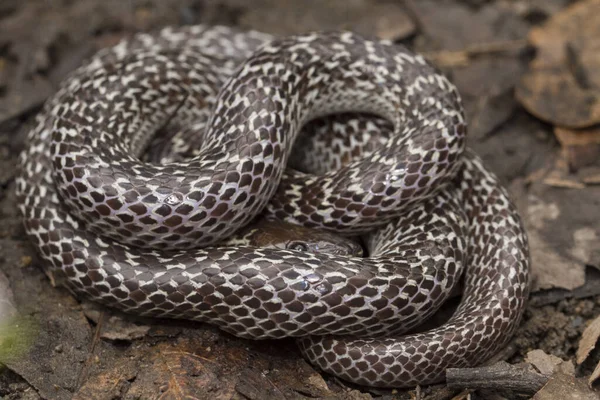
[288,242,309,252]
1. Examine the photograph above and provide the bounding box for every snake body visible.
[16,25,530,387]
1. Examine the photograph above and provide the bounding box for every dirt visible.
[0,0,599,399]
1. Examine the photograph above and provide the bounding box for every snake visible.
[16,25,530,388]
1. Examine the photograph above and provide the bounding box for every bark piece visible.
[446,361,548,394]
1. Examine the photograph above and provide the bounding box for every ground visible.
[0,0,599,399]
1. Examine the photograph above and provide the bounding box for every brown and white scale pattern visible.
[16,25,530,387]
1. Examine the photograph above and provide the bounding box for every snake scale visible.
[16,25,530,387]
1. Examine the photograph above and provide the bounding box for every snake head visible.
[233,218,364,257]
[286,238,363,257]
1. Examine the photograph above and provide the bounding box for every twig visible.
[446,361,549,394]
[424,39,529,67]
[75,311,105,390]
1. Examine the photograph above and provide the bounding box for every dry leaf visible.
[542,153,587,189]
[100,316,151,341]
[239,0,415,39]
[555,126,600,171]
[533,373,598,400]
[81,301,150,341]
[526,196,586,291]
[590,361,600,387]
[576,315,600,364]
[580,166,600,185]
[374,5,416,40]
[73,359,138,400]
[529,230,586,290]
[526,349,574,376]
[516,0,600,128]
[570,228,599,266]
[126,339,234,400]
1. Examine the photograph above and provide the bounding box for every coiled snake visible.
[16,25,530,387]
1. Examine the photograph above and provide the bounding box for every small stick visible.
[446,361,549,394]
[424,39,529,67]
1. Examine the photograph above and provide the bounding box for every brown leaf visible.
[525,195,586,291]
[99,316,150,341]
[158,349,223,400]
[580,166,600,185]
[516,0,600,128]
[533,372,598,399]
[590,361,600,387]
[525,349,574,376]
[124,339,234,400]
[528,230,586,291]
[0,75,54,123]
[73,358,138,400]
[554,126,600,171]
[539,127,600,188]
[542,153,586,189]
[409,0,528,51]
[0,0,227,123]
[516,161,600,292]
[373,4,416,40]
[106,333,334,400]
[239,0,415,39]
[576,315,600,365]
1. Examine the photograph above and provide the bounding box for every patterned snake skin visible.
[16,25,530,387]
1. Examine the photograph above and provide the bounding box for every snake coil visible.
[17,25,530,387]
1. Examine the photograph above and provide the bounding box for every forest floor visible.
[0,0,599,399]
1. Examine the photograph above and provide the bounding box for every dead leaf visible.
[580,166,600,185]
[468,90,517,139]
[235,369,287,400]
[73,358,138,400]
[576,315,600,365]
[160,349,221,400]
[91,331,333,400]
[424,40,528,68]
[118,339,230,400]
[529,229,586,291]
[516,0,600,128]
[0,75,54,123]
[525,195,586,291]
[570,228,599,267]
[100,316,150,342]
[533,372,598,399]
[239,0,415,39]
[555,126,600,171]
[0,0,227,124]
[512,0,574,21]
[80,302,153,341]
[374,4,416,40]
[526,349,574,376]
[590,361,600,387]
[542,153,586,189]
[410,0,528,51]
